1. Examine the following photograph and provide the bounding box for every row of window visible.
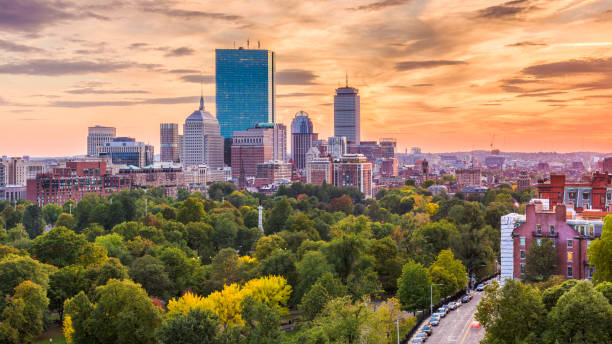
[520,264,574,277]
[519,237,573,248]
[520,250,574,262]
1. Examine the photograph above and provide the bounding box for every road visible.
[410,291,485,344]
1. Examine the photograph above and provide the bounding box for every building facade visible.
[334,84,360,144]
[215,48,275,138]
[306,156,333,185]
[456,168,482,188]
[380,138,396,159]
[0,162,4,200]
[333,154,372,198]
[231,126,274,180]
[380,158,399,177]
[160,123,180,163]
[537,172,612,212]
[255,161,291,187]
[327,136,347,159]
[291,111,317,170]
[118,165,185,199]
[4,185,26,202]
[255,122,286,162]
[98,137,154,167]
[181,97,224,169]
[87,126,116,156]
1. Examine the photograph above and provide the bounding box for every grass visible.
[35,322,66,344]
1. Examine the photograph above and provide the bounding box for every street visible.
[410,291,485,344]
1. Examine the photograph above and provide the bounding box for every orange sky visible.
[1,0,612,157]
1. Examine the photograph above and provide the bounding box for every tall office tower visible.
[98,137,154,167]
[255,122,286,162]
[216,48,276,139]
[379,138,396,159]
[327,136,347,159]
[291,111,317,170]
[181,96,224,169]
[334,79,360,144]
[88,126,116,156]
[160,123,180,163]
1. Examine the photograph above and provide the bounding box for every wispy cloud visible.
[0,59,161,75]
[165,47,195,57]
[276,69,319,85]
[0,39,44,52]
[350,0,412,11]
[395,60,467,71]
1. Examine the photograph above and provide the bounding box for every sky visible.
[1,0,612,157]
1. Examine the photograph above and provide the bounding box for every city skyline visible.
[2,0,612,156]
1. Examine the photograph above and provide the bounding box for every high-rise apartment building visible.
[216,48,275,138]
[255,122,286,162]
[181,97,224,169]
[98,137,154,167]
[333,154,372,198]
[3,157,46,185]
[160,123,180,163]
[231,126,274,181]
[291,111,317,170]
[334,82,360,144]
[88,126,116,156]
[0,162,5,200]
[456,168,482,188]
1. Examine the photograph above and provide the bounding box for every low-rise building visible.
[333,154,372,198]
[255,161,291,187]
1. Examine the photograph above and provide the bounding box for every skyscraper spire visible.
[345,72,348,87]
[199,75,204,110]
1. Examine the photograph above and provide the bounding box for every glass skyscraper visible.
[215,48,275,138]
[334,84,360,144]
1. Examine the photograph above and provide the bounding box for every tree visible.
[300,273,345,320]
[22,204,45,239]
[264,198,293,235]
[428,249,467,298]
[29,226,98,268]
[62,291,93,344]
[541,279,578,311]
[329,196,354,214]
[595,281,612,304]
[525,238,557,282]
[129,255,173,300]
[56,213,77,229]
[545,280,612,343]
[294,251,333,304]
[0,254,53,312]
[588,215,612,284]
[208,182,237,201]
[0,281,49,343]
[42,203,63,225]
[48,265,90,317]
[476,280,546,344]
[184,222,215,261]
[258,249,297,287]
[65,279,162,344]
[156,308,221,344]
[95,233,128,262]
[240,295,282,344]
[255,234,287,260]
[397,260,431,312]
[177,198,209,224]
[214,214,238,249]
[370,237,402,294]
[96,257,128,286]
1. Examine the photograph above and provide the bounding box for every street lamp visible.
[431,283,444,316]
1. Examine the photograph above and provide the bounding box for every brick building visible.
[306,156,333,185]
[455,168,481,188]
[254,161,291,187]
[537,172,612,212]
[118,165,185,198]
[333,154,372,198]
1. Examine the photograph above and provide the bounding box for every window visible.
[520,237,526,246]
[569,192,576,199]
[550,225,555,234]
[607,193,611,201]
[536,238,542,245]
[536,224,542,234]
[583,192,590,199]
[589,226,594,236]
[520,263,525,275]
[520,250,526,260]
[567,239,573,248]
[567,266,573,278]
[567,252,573,262]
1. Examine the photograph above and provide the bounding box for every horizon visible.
[2,0,612,156]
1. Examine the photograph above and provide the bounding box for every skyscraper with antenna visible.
[334,74,360,144]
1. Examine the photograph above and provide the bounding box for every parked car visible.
[415,332,428,342]
[421,325,432,335]
[429,318,440,326]
[476,284,485,291]
[467,292,473,300]
[411,338,424,344]
[448,302,456,310]
[462,296,469,303]
[437,308,446,317]
[455,300,462,308]
[442,305,450,312]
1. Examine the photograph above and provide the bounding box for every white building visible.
[87,125,116,156]
[181,96,224,169]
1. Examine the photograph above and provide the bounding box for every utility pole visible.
[396,318,400,344]
[431,283,444,315]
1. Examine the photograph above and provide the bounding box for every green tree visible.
[95,233,128,262]
[427,249,467,297]
[397,260,431,312]
[0,254,53,312]
[0,280,49,343]
[208,182,237,201]
[213,214,238,249]
[68,279,162,344]
[588,215,612,283]
[476,280,546,344]
[525,238,557,282]
[595,281,612,304]
[29,226,96,268]
[42,203,63,225]
[56,213,77,230]
[264,198,293,235]
[300,273,345,320]
[255,234,287,260]
[63,291,94,343]
[22,204,45,239]
[129,255,173,300]
[184,222,215,262]
[156,308,221,344]
[48,265,90,317]
[96,257,128,286]
[370,237,402,294]
[258,249,297,287]
[240,295,282,344]
[158,247,197,296]
[177,198,209,224]
[545,280,612,343]
[294,251,333,304]
[541,279,578,311]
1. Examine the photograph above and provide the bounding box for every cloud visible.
[165,47,195,57]
[413,83,434,87]
[276,69,319,85]
[66,88,149,95]
[169,69,200,74]
[0,0,108,32]
[351,0,412,11]
[476,0,538,20]
[395,60,467,71]
[49,96,215,108]
[142,2,242,21]
[277,92,326,98]
[506,41,547,47]
[0,39,43,52]
[0,59,161,75]
[522,57,612,78]
[179,74,215,83]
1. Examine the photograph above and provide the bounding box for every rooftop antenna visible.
[199,71,204,110]
[247,38,250,49]
[258,41,261,49]
[345,72,348,87]
[233,41,235,48]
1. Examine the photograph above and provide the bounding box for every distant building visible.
[216,48,275,138]
[380,158,398,177]
[88,125,116,156]
[312,139,328,156]
[455,168,481,188]
[184,164,210,185]
[334,82,360,144]
[26,161,131,206]
[118,165,184,199]
[379,138,396,159]
[256,122,287,162]
[518,171,531,191]
[333,154,372,198]
[537,172,612,212]
[160,123,180,163]
[181,96,224,169]
[3,157,46,185]
[4,185,26,202]
[291,111,317,170]
[231,126,274,181]
[428,185,448,196]
[348,141,381,163]
[0,162,5,200]
[255,161,291,187]
[485,155,505,169]
[603,157,612,173]
[98,137,154,167]
[327,136,347,159]
[306,156,333,185]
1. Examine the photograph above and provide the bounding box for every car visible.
[448,302,456,310]
[415,332,428,342]
[437,311,446,318]
[442,304,450,312]
[421,325,432,335]
[431,313,440,321]
[476,284,485,291]
[411,338,424,344]
[467,292,473,300]
[462,296,469,303]
[455,300,462,307]
[437,308,446,317]
[429,318,439,326]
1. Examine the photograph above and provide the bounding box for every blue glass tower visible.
[215,48,275,138]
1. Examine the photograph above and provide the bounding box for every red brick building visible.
[231,127,274,182]
[333,154,372,198]
[511,203,602,280]
[26,161,131,206]
[537,172,612,212]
